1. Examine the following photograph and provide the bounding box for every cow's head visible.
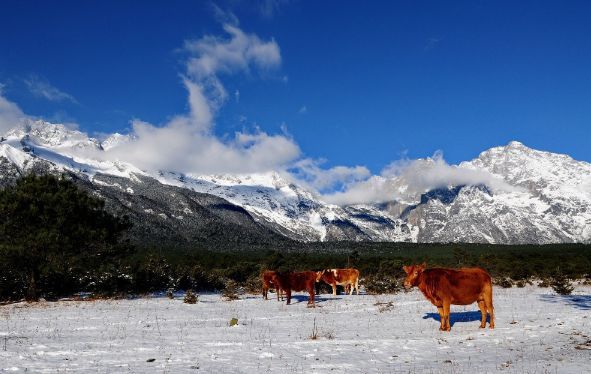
[316,270,326,282]
[402,263,426,289]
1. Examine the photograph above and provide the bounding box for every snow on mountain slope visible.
[1,121,590,244]
[154,171,415,242]
[2,120,145,179]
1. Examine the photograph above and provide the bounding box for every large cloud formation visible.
[322,151,520,205]
[102,23,299,175]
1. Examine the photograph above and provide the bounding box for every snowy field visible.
[1,286,590,373]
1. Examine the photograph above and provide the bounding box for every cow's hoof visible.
[479,325,486,329]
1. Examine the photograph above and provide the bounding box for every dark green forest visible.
[1,175,590,301]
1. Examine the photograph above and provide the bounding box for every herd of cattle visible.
[261,264,495,331]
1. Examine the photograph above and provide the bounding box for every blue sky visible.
[1,0,590,178]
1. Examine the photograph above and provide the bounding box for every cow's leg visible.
[308,287,315,307]
[484,289,495,329]
[477,300,487,328]
[332,283,337,296]
[263,283,268,300]
[355,279,359,295]
[442,300,451,331]
[285,289,292,305]
[277,287,283,301]
[436,306,445,331]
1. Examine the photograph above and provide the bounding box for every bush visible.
[363,274,400,294]
[243,274,261,294]
[222,279,241,301]
[184,289,198,304]
[495,277,513,288]
[166,288,174,299]
[551,270,574,295]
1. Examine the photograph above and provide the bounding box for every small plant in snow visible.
[183,290,198,304]
[364,274,400,294]
[309,317,319,340]
[515,280,527,288]
[222,280,241,301]
[243,275,261,294]
[166,288,175,299]
[495,277,513,288]
[551,269,574,295]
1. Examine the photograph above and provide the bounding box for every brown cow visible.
[275,271,316,306]
[316,268,360,295]
[261,270,283,301]
[403,263,494,331]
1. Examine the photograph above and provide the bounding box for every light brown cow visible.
[275,271,317,306]
[261,270,283,301]
[403,263,495,331]
[316,268,360,295]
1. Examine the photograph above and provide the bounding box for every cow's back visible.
[277,271,316,292]
[422,267,492,305]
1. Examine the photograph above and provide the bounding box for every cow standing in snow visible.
[316,268,360,295]
[275,271,317,306]
[403,263,495,331]
[261,270,283,301]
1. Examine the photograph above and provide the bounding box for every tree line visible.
[1,175,589,301]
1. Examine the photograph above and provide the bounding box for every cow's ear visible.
[402,265,410,274]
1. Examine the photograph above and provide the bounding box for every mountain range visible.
[1,120,590,246]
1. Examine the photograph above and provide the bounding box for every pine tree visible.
[0,175,131,301]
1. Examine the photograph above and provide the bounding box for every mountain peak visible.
[6,120,101,150]
[506,140,526,149]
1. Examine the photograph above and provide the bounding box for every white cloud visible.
[291,158,370,192]
[320,151,520,205]
[103,117,300,175]
[24,75,77,103]
[382,151,518,195]
[184,24,281,80]
[322,176,398,205]
[298,105,307,114]
[97,24,296,174]
[0,87,28,135]
[258,0,289,19]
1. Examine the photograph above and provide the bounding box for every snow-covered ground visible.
[1,286,590,373]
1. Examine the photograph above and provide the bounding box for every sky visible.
[1,1,590,202]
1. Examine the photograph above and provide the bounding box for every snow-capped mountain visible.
[1,120,590,244]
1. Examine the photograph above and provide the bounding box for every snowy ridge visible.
[1,121,590,244]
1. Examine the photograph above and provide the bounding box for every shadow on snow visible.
[539,294,591,310]
[288,294,341,304]
[423,311,489,327]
